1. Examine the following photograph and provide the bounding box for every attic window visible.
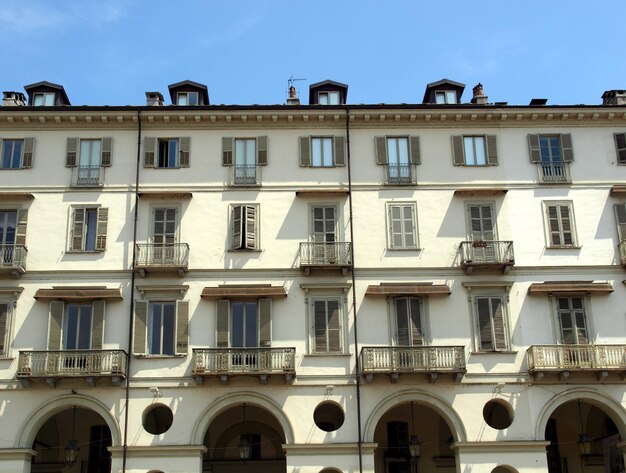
[177,92,198,105]
[435,91,457,104]
[318,91,339,105]
[33,93,55,106]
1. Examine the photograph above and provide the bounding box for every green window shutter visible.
[232,205,242,249]
[486,135,498,165]
[133,301,148,354]
[334,136,346,166]
[258,298,271,347]
[299,137,311,167]
[528,134,541,163]
[176,300,189,354]
[257,136,268,165]
[491,298,506,350]
[614,204,626,242]
[560,134,574,162]
[409,297,423,346]
[15,209,28,247]
[91,300,105,350]
[179,137,191,167]
[95,208,108,251]
[0,305,7,355]
[245,205,257,250]
[216,299,229,347]
[66,138,78,167]
[23,138,35,168]
[452,136,465,165]
[476,297,493,351]
[375,137,387,165]
[222,137,233,166]
[409,136,421,165]
[143,137,156,167]
[71,208,85,251]
[101,137,112,166]
[48,301,64,350]
[614,133,626,163]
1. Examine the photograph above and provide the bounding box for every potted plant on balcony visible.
[472,240,488,248]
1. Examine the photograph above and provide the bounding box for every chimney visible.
[471,83,488,105]
[2,91,26,106]
[145,91,164,106]
[286,86,300,105]
[602,90,626,105]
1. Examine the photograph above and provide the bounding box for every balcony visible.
[459,240,514,274]
[135,243,189,277]
[360,346,466,383]
[192,347,296,384]
[537,162,570,183]
[618,240,626,265]
[385,163,415,185]
[0,244,27,278]
[233,164,258,185]
[71,165,103,187]
[299,242,352,275]
[527,344,626,380]
[17,349,127,387]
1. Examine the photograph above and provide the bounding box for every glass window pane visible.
[1,141,11,169]
[446,91,456,104]
[85,209,97,251]
[78,305,92,349]
[11,140,22,168]
[189,93,198,105]
[245,302,257,347]
[464,137,475,165]
[168,140,178,167]
[65,304,79,349]
[474,137,486,165]
[329,92,339,105]
[162,303,175,355]
[435,93,445,104]
[387,138,398,164]
[33,95,44,106]
[149,304,162,354]
[232,302,244,347]
[319,93,328,105]
[322,138,333,166]
[312,138,322,167]
[397,138,409,164]
[178,94,188,105]
[44,94,55,106]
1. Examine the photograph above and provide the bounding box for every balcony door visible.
[151,207,178,264]
[311,205,337,264]
[467,204,496,262]
[231,301,258,369]
[0,211,16,264]
[78,139,101,185]
[393,297,424,369]
[387,137,410,183]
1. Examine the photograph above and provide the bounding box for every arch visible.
[191,391,295,444]
[17,393,121,449]
[213,420,283,460]
[535,387,626,440]
[364,388,466,443]
[319,468,343,473]
[492,466,519,473]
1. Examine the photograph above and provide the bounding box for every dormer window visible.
[177,92,199,106]
[33,93,55,106]
[318,91,340,105]
[435,91,457,104]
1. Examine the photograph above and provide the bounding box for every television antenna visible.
[287,74,306,98]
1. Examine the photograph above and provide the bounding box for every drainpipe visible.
[122,109,142,472]
[345,106,364,473]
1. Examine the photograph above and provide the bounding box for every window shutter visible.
[327,300,341,353]
[476,297,493,350]
[258,298,271,347]
[133,301,148,354]
[486,135,498,165]
[101,137,112,166]
[575,310,588,344]
[528,134,541,163]
[559,205,573,246]
[547,205,562,246]
[232,205,242,249]
[375,137,387,165]
[409,297,423,346]
[614,204,626,242]
[48,301,64,350]
[0,306,7,355]
[91,300,105,350]
[71,208,85,251]
[216,299,229,348]
[179,137,190,167]
[560,134,574,162]
[614,133,626,163]
[15,209,28,247]
[299,137,311,167]
[314,300,327,353]
[257,136,268,165]
[143,137,156,167]
[395,298,410,346]
[176,300,189,354]
[334,136,346,166]
[491,298,506,350]
[452,136,465,165]
[95,207,108,251]
[222,137,233,166]
[245,205,257,250]
[409,136,421,165]
[66,138,78,167]
[23,138,35,168]
[389,205,403,249]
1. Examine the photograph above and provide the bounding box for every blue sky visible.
[1,0,624,106]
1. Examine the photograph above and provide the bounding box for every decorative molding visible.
[109,445,207,458]
[451,440,550,453]
[365,283,451,297]
[282,442,377,455]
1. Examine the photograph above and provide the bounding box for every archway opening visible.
[202,403,286,473]
[373,401,456,473]
[545,399,624,473]
[31,406,112,473]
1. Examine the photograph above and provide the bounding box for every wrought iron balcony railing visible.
[233,163,258,185]
[17,350,127,379]
[538,162,570,183]
[385,163,415,185]
[459,240,514,272]
[71,165,103,187]
[619,240,626,265]
[527,345,626,374]
[360,346,466,381]
[0,244,27,273]
[299,242,352,267]
[135,243,189,269]
[192,348,295,381]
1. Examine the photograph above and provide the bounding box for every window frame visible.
[542,201,579,249]
[67,205,108,253]
[62,302,94,350]
[150,205,180,246]
[435,90,457,104]
[465,202,497,241]
[0,139,24,169]
[472,294,510,352]
[614,133,626,164]
[156,138,180,168]
[386,202,419,250]
[33,92,55,106]
[389,296,427,346]
[463,136,487,166]
[147,300,177,356]
[318,91,340,105]
[0,301,13,358]
[176,92,199,106]
[308,295,345,355]
[229,203,260,251]
[549,294,593,345]
[229,300,259,348]
[311,136,335,167]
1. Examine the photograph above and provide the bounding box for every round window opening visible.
[314,402,345,432]
[143,404,173,435]
[483,400,514,430]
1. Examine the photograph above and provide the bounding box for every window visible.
[467,204,496,241]
[33,93,55,106]
[474,296,509,351]
[0,209,27,266]
[158,139,178,168]
[375,136,420,184]
[133,299,189,355]
[66,138,111,185]
[556,296,588,344]
[528,134,573,182]
[176,92,198,105]
[222,136,268,184]
[313,137,333,166]
[215,298,271,348]
[0,303,11,356]
[311,297,343,354]
[148,301,176,355]
[435,91,457,104]
[0,138,34,169]
[393,297,423,346]
[544,201,577,248]
[63,303,93,349]
[230,204,258,250]
[143,137,190,168]
[614,204,626,260]
[451,135,498,166]
[299,136,345,167]
[387,203,418,249]
[69,207,108,252]
[318,91,339,105]
[48,300,106,351]
[614,133,626,164]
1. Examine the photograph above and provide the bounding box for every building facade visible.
[0,79,625,473]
